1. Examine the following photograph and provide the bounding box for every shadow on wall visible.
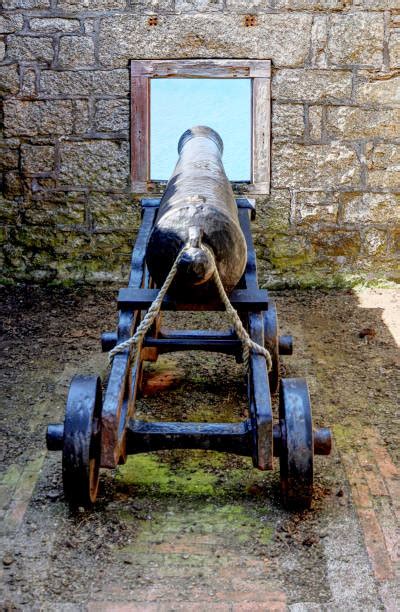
[254,234,399,291]
[3,192,399,289]
[251,193,400,290]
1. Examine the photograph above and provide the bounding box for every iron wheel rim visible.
[62,375,102,507]
[279,377,313,510]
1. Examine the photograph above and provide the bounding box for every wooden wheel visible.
[263,301,280,394]
[279,378,313,510]
[62,375,102,507]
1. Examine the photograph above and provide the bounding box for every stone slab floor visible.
[0,286,399,611]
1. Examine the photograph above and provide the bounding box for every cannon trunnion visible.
[46,127,332,511]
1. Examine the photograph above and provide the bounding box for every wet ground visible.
[0,286,399,611]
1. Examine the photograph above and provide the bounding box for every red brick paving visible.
[0,453,45,536]
[338,426,400,609]
[88,595,287,612]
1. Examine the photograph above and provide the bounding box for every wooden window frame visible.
[130,58,271,195]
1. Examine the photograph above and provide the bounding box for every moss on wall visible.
[1,1,399,287]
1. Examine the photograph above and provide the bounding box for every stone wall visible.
[1,0,399,287]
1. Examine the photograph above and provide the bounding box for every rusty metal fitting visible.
[278,335,293,355]
[273,424,332,457]
[101,331,117,352]
[313,428,332,456]
[46,423,64,451]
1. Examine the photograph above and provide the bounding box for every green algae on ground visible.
[333,421,365,453]
[116,450,272,501]
[116,453,216,497]
[114,454,275,561]
[185,402,244,423]
[115,502,273,562]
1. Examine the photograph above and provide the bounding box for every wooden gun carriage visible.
[46,127,331,510]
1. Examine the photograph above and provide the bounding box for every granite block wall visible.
[1,0,399,286]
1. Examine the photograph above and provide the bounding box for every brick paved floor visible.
[0,288,399,611]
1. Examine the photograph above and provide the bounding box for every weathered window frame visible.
[130,59,271,195]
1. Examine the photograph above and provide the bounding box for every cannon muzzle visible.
[176,246,214,287]
[174,226,214,287]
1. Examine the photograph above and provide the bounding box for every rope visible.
[108,245,191,363]
[109,244,272,372]
[201,245,272,372]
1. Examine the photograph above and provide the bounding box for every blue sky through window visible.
[150,78,251,181]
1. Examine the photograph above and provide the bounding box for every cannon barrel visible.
[146,126,247,295]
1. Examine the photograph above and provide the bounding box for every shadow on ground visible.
[0,286,399,610]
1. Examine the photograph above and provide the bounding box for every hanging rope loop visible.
[109,244,272,372]
[108,245,191,363]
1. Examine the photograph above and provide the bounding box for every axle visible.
[100,329,293,356]
[47,419,331,459]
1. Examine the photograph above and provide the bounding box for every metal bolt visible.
[101,331,117,352]
[273,424,332,457]
[313,428,332,456]
[46,423,64,451]
[279,335,293,355]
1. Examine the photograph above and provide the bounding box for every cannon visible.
[146,125,247,295]
[46,126,332,510]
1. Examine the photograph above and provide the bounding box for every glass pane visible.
[150,78,251,181]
